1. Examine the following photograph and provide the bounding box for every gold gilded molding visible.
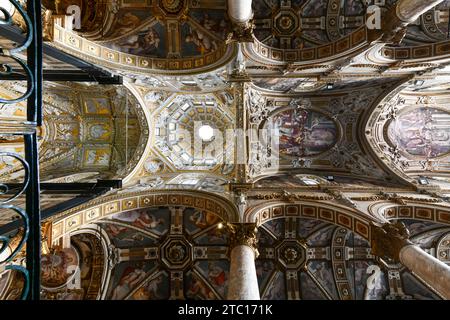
[50,22,236,75]
[49,190,239,240]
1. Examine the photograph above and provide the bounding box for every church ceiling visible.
[4,0,450,303]
[246,81,406,185]
[33,209,450,300]
[0,82,148,182]
[401,0,450,46]
[44,0,236,74]
[253,0,367,50]
[367,83,450,185]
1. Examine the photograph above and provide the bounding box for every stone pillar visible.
[381,0,444,43]
[226,223,260,300]
[226,0,254,43]
[371,222,450,299]
[399,245,450,299]
[227,0,253,24]
[396,0,444,23]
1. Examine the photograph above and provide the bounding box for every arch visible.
[69,224,111,300]
[49,17,237,76]
[363,80,450,186]
[245,201,377,241]
[50,190,239,241]
[377,40,450,63]
[244,26,377,66]
[368,201,450,226]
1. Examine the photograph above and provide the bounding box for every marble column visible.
[226,0,254,42]
[371,222,450,299]
[396,0,444,23]
[226,223,260,300]
[227,0,253,24]
[381,0,444,43]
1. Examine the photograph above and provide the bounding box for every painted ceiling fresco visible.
[251,0,450,49]
[0,82,147,182]
[401,0,450,46]
[268,108,338,158]
[34,212,450,300]
[368,91,450,183]
[256,217,450,300]
[253,0,367,49]
[388,107,450,159]
[40,233,105,300]
[3,0,450,303]
[247,82,405,185]
[95,1,231,61]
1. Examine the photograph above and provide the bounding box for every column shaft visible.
[227,244,260,300]
[399,244,450,299]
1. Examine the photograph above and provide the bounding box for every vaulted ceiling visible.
[2,0,450,302]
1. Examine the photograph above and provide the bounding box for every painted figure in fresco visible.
[114,210,165,231]
[206,227,226,243]
[187,274,215,299]
[85,149,110,166]
[272,110,337,157]
[56,123,78,140]
[111,12,141,37]
[89,123,110,140]
[199,13,228,38]
[106,224,128,238]
[133,212,164,230]
[41,248,78,288]
[208,262,227,287]
[389,108,450,158]
[185,28,218,54]
[111,265,147,300]
[263,219,283,237]
[132,275,164,300]
[118,27,161,56]
[189,211,219,229]
[256,261,273,279]
[309,263,334,292]
[264,273,285,299]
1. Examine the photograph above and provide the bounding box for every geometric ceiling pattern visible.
[0,82,147,182]
[3,0,450,302]
[30,213,450,300]
[257,217,450,300]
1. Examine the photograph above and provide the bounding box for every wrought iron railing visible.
[0,0,42,300]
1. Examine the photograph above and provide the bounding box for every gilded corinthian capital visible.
[226,223,259,258]
[370,221,412,262]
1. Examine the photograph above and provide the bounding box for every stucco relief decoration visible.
[49,0,236,73]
